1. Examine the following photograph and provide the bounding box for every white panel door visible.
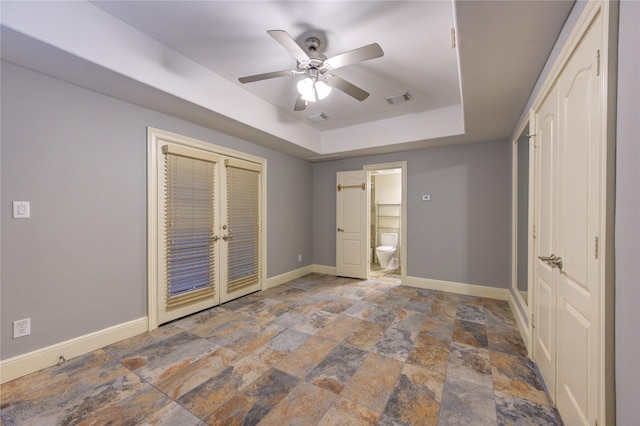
[533,83,559,401]
[336,171,367,279]
[555,16,601,426]
[532,13,603,425]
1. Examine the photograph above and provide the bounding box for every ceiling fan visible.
[238,30,384,111]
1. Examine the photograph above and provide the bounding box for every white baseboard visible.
[404,276,509,301]
[265,265,313,289]
[0,317,148,384]
[312,264,337,275]
[507,290,531,355]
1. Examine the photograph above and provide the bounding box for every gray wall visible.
[615,0,640,422]
[0,61,313,359]
[313,139,511,288]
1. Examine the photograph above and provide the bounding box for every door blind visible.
[225,159,261,293]
[164,146,217,307]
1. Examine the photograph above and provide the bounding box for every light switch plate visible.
[13,201,31,218]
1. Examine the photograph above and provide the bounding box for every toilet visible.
[376,233,398,269]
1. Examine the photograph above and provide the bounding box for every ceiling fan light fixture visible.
[239,30,383,111]
[297,77,332,102]
[297,78,316,102]
[315,80,332,100]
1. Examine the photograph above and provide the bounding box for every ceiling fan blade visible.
[326,75,370,101]
[267,30,310,63]
[238,70,295,84]
[294,95,307,111]
[325,43,384,69]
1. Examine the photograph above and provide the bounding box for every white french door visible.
[336,170,367,279]
[219,158,263,303]
[158,145,222,324]
[532,9,604,425]
[148,129,264,327]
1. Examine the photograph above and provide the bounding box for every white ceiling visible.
[91,1,461,132]
[0,0,574,161]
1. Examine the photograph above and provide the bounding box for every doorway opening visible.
[365,162,406,281]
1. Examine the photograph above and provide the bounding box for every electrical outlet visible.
[13,318,30,338]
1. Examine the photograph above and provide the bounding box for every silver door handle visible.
[538,254,556,262]
[538,254,563,270]
[222,234,233,241]
[337,227,344,232]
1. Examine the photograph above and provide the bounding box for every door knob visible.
[552,256,563,270]
[222,234,233,241]
[337,227,344,232]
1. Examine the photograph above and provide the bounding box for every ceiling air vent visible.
[307,112,329,123]
[385,91,411,105]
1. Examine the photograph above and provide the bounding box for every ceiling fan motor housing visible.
[305,36,321,52]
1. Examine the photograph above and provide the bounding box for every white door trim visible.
[510,116,535,354]
[364,162,407,282]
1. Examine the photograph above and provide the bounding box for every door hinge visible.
[532,224,537,239]
[450,28,456,49]
[595,236,599,259]
[596,50,601,76]
[532,313,535,329]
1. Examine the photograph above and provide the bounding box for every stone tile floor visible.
[0,273,562,425]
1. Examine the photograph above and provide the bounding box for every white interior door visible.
[532,13,602,426]
[336,171,367,279]
[555,16,601,425]
[533,84,559,401]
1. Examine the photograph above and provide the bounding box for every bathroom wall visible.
[374,173,401,204]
